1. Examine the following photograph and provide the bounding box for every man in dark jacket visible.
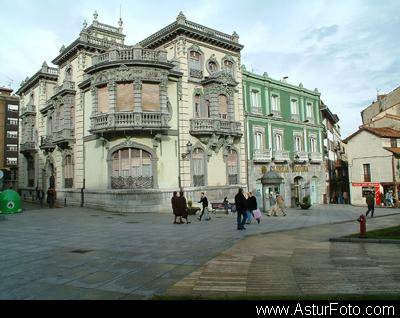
[197,192,209,221]
[235,188,247,230]
[365,191,375,218]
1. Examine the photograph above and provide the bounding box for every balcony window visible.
[27,159,35,187]
[6,157,17,166]
[192,148,205,187]
[117,83,134,112]
[7,104,18,112]
[64,155,74,188]
[306,102,313,118]
[98,85,109,113]
[271,95,280,112]
[189,51,203,79]
[7,118,18,126]
[205,100,211,118]
[254,131,264,150]
[111,148,153,189]
[47,116,53,135]
[219,95,228,119]
[227,150,238,185]
[7,131,18,139]
[251,90,261,113]
[291,99,299,115]
[294,136,302,152]
[142,83,160,112]
[363,164,371,182]
[310,137,317,153]
[194,94,201,118]
[224,60,234,76]
[274,133,283,151]
[7,144,18,152]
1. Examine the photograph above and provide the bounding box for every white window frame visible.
[7,144,18,152]
[251,90,260,108]
[254,131,264,150]
[271,94,280,112]
[291,99,299,115]
[7,118,18,125]
[7,131,18,139]
[306,101,314,118]
[310,136,317,153]
[7,104,18,112]
[294,135,302,152]
[274,133,283,151]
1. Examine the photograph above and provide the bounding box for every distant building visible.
[0,87,19,189]
[344,126,400,206]
[243,70,325,210]
[320,101,349,204]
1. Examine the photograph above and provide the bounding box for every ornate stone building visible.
[17,12,246,212]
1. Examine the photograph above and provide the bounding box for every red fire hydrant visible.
[357,214,366,238]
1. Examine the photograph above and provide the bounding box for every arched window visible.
[70,106,75,129]
[254,131,264,150]
[64,155,73,188]
[205,100,211,118]
[223,59,234,76]
[194,94,201,118]
[192,148,205,187]
[189,50,203,79]
[294,136,302,152]
[111,148,153,189]
[65,66,73,81]
[227,150,238,185]
[29,92,34,105]
[219,95,228,119]
[310,137,317,153]
[47,116,53,135]
[27,159,35,187]
[274,133,283,151]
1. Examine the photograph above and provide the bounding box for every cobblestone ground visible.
[0,203,398,299]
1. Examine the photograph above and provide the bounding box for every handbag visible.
[253,208,262,219]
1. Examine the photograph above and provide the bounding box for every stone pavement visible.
[167,213,400,297]
[0,203,398,299]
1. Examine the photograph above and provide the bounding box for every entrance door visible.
[311,177,318,204]
[294,176,304,204]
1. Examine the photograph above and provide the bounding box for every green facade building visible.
[242,69,325,211]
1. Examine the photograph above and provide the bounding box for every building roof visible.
[343,126,400,143]
[384,147,400,156]
[320,101,339,124]
[140,12,243,53]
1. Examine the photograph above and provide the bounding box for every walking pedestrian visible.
[276,195,287,216]
[246,192,253,224]
[37,187,44,208]
[171,191,180,224]
[47,187,56,208]
[178,191,190,224]
[197,192,209,221]
[365,191,375,218]
[247,192,260,224]
[235,188,247,230]
[223,197,230,214]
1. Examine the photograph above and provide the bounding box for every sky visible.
[1,0,399,138]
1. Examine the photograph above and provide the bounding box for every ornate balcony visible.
[189,69,203,79]
[19,104,36,118]
[190,118,242,137]
[310,152,323,163]
[111,176,153,189]
[273,150,290,163]
[53,128,75,145]
[294,151,309,163]
[253,149,272,163]
[90,112,170,134]
[92,47,168,66]
[40,136,55,151]
[53,80,75,97]
[20,141,37,154]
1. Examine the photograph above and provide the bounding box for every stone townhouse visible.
[17,12,246,212]
[243,70,325,210]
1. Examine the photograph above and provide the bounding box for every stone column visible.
[108,81,116,113]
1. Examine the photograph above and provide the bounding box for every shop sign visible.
[292,165,308,173]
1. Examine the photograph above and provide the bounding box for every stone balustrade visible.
[190,118,242,136]
[90,112,170,133]
[20,141,37,153]
[92,47,168,66]
[53,128,75,144]
[40,136,55,150]
[294,151,309,162]
[20,104,36,117]
[53,80,76,96]
[310,152,323,163]
[273,150,290,162]
[253,149,272,162]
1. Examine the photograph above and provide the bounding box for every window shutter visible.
[142,83,160,111]
[98,86,109,113]
[116,83,134,112]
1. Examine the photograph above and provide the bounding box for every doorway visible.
[311,177,318,205]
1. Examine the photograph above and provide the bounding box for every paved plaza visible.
[0,203,399,299]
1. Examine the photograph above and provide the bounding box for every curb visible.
[329,237,400,244]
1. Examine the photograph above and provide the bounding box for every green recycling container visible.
[0,190,22,214]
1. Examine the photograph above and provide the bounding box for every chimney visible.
[377,94,387,102]
[282,76,288,83]
[0,87,13,96]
